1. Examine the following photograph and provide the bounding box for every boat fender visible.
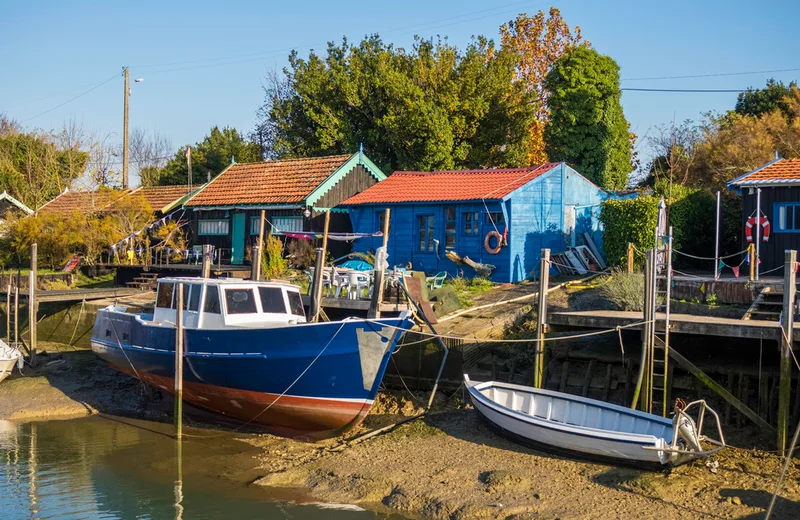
[484,230,503,255]
[673,413,702,452]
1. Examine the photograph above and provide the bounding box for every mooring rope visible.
[365,319,654,345]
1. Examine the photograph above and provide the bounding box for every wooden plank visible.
[667,346,774,432]
[583,232,607,269]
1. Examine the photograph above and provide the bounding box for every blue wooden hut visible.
[342,162,623,282]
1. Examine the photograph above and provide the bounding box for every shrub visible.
[286,239,316,269]
[261,233,288,279]
[600,196,659,267]
[598,269,645,311]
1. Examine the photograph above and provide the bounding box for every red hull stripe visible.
[110,363,374,439]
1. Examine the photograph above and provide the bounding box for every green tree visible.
[255,35,536,171]
[0,129,88,209]
[543,47,632,189]
[735,78,798,118]
[157,126,261,186]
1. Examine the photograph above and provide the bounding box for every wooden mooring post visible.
[310,211,331,322]
[28,243,38,366]
[174,283,184,440]
[250,246,260,281]
[533,248,550,388]
[255,209,266,281]
[749,243,756,281]
[778,249,796,455]
[368,208,391,319]
[5,284,10,345]
[201,244,213,278]
[627,243,635,274]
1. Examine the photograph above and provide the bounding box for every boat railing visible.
[641,399,726,459]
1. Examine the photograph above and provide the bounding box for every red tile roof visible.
[730,158,800,186]
[36,189,132,216]
[185,155,352,207]
[131,185,193,212]
[342,163,561,205]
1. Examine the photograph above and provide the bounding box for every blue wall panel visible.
[347,163,615,283]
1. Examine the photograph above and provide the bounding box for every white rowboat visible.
[0,340,22,384]
[465,375,725,468]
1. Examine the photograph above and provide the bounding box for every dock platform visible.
[2,287,143,303]
[548,310,800,341]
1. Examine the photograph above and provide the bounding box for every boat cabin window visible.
[225,288,257,314]
[258,287,286,313]
[204,285,221,314]
[156,283,174,308]
[287,291,305,317]
[187,285,201,312]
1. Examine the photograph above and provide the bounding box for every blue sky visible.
[2,0,798,184]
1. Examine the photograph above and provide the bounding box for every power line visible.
[622,87,746,93]
[623,67,800,82]
[21,73,119,123]
[138,1,546,75]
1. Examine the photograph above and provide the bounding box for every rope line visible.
[367,319,654,345]
[672,248,749,261]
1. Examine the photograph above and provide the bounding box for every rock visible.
[732,496,742,506]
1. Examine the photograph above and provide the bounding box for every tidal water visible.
[0,416,401,520]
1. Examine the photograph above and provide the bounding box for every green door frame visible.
[231,213,246,265]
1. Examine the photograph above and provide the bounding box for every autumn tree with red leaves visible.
[500,8,588,165]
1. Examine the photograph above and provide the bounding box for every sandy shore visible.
[3,348,800,519]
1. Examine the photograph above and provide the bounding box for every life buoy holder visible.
[745,215,770,243]
[484,230,503,254]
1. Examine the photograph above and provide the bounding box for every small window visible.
[486,212,505,225]
[198,219,229,236]
[377,210,391,234]
[204,285,221,314]
[258,287,286,313]
[287,291,305,317]
[156,283,174,308]
[418,215,435,252]
[250,216,262,236]
[225,288,257,314]
[271,216,303,234]
[464,212,479,235]
[445,206,456,249]
[776,203,800,232]
[187,285,201,312]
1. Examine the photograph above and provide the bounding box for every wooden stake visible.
[627,242,635,274]
[5,284,9,346]
[778,249,796,455]
[201,244,212,278]
[310,211,331,322]
[174,282,184,440]
[368,208,391,319]
[534,248,550,388]
[29,243,37,367]
[309,248,324,322]
[250,246,260,281]
[14,286,19,349]
[256,209,266,281]
[749,243,756,281]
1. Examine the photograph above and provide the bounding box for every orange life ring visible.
[745,215,770,243]
[484,230,503,254]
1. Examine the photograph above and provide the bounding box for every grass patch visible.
[446,277,495,307]
[598,269,647,311]
[389,419,445,438]
[74,271,116,289]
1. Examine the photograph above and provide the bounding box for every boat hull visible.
[466,378,681,468]
[91,309,413,439]
[0,357,16,383]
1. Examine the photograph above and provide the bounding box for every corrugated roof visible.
[729,158,800,186]
[185,155,352,207]
[342,163,561,205]
[36,189,132,216]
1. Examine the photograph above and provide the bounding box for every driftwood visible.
[445,251,495,278]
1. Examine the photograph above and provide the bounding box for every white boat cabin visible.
[151,277,306,329]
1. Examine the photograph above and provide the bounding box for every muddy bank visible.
[254,404,800,519]
[0,347,145,422]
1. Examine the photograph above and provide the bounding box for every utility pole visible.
[122,67,130,189]
[186,146,193,191]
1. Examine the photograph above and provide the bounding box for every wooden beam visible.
[368,208,390,319]
[778,249,796,455]
[534,248,549,388]
[667,345,774,433]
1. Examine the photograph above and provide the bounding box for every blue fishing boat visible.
[90,277,414,439]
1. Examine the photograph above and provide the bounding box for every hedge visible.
[600,196,659,267]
